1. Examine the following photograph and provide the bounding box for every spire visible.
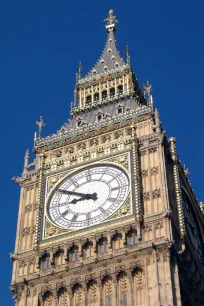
[84,10,126,79]
[71,10,143,113]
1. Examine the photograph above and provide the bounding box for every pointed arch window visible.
[97,237,108,254]
[54,249,64,266]
[96,111,104,122]
[112,233,123,250]
[127,229,137,246]
[102,90,107,100]
[110,87,115,97]
[118,85,123,95]
[83,241,94,258]
[39,253,51,271]
[94,92,99,102]
[86,95,92,104]
[69,245,80,262]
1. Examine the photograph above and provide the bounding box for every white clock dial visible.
[47,165,129,229]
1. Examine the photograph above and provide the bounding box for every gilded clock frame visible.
[41,151,133,241]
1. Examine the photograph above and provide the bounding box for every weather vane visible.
[104,10,119,26]
[36,116,45,138]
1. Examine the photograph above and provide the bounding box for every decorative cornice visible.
[34,107,152,152]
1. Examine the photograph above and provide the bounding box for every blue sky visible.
[1,0,204,304]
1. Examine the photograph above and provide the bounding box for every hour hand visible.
[69,193,98,204]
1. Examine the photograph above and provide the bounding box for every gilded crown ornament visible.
[104,9,119,27]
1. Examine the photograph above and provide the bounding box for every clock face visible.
[182,190,204,263]
[47,164,130,229]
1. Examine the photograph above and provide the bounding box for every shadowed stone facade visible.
[10,10,204,306]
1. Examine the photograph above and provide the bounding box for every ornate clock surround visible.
[41,151,134,242]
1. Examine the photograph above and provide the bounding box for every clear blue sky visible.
[1,0,204,304]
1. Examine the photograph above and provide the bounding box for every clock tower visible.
[10,10,204,306]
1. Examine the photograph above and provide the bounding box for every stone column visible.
[97,279,103,306]
[67,287,72,306]
[82,283,88,305]
[112,276,118,306]
[52,289,57,306]
[127,271,133,306]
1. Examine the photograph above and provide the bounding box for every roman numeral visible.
[70,179,79,187]
[71,214,78,222]
[111,186,120,191]
[87,170,92,182]
[61,210,69,217]
[108,198,117,202]
[51,202,67,209]
[86,213,91,223]
[99,207,108,216]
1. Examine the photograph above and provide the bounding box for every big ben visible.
[10,10,204,306]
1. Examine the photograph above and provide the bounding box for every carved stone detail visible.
[150,166,159,176]
[152,189,161,199]
[143,192,150,201]
[22,227,30,237]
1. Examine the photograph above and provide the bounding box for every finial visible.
[23,149,29,173]
[183,164,190,176]
[24,149,29,160]
[104,10,118,31]
[78,61,82,80]
[125,46,130,65]
[36,116,45,138]
[143,81,153,107]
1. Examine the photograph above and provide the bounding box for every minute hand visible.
[58,189,92,198]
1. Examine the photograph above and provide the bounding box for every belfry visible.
[10,10,204,306]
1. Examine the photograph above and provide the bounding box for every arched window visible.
[123,294,127,306]
[76,118,82,127]
[94,93,99,102]
[118,85,123,95]
[83,241,94,258]
[40,253,51,271]
[97,237,108,254]
[102,90,107,100]
[117,106,124,115]
[107,297,112,306]
[127,229,137,246]
[110,87,115,97]
[86,95,92,104]
[69,246,80,262]
[97,112,104,122]
[112,233,123,250]
[54,249,64,266]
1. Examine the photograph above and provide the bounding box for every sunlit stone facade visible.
[10,10,204,306]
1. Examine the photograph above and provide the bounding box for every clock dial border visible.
[47,163,130,229]
[43,158,132,237]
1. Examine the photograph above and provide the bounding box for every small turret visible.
[23,149,29,173]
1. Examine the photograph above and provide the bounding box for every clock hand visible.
[58,189,91,198]
[69,196,87,204]
[69,192,98,204]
